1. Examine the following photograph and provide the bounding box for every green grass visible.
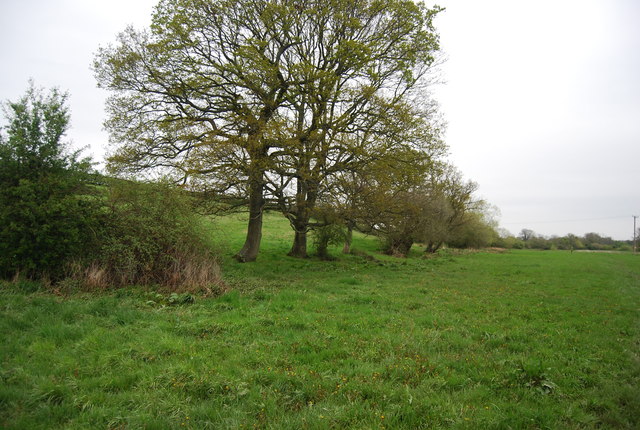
[2,212,639,429]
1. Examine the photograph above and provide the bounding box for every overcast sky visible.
[1,0,639,240]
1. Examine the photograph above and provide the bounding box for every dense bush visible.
[77,180,223,291]
[0,84,99,280]
[494,236,525,249]
[312,223,347,260]
[447,212,498,249]
[1,83,223,291]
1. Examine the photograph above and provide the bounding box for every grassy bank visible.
[1,213,639,428]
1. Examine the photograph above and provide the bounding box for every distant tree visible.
[528,234,551,250]
[551,233,584,250]
[447,211,498,249]
[315,134,446,256]
[519,229,535,242]
[497,228,512,238]
[330,145,436,257]
[416,193,453,253]
[333,158,483,257]
[497,235,525,249]
[447,203,499,249]
[583,232,614,250]
[421,164,478,252]
[0,83,97,279]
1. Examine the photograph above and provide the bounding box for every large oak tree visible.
[95,0,295,261]
[95,0,442,260]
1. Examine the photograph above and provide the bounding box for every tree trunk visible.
[317,237,329,260]
[287,175,316,259]
[386,238,414,257]
[425,241,442,254]
[235,169,264,263]
[288,226,308,258]
[342,225,353,254]
[397,239,414,257]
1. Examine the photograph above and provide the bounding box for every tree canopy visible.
[95,0,444,261]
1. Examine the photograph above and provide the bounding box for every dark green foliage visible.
[0,83,223,289]
[0,83,98,280]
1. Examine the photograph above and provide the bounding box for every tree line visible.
[1,0,503,287]
[494,229,635,252]
[93,0,495,261]
[0,82,495,288]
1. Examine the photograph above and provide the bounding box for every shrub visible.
[0,83,99,280]
[76,180,224,292]
[509,238,526,249]
[447,212,497,249]
[312,223,346,260]
[0,83,223,292]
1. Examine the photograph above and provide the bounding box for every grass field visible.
[1,212,639,429]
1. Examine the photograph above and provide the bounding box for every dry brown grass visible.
[66,248,226,294]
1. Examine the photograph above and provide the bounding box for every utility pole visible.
[634,215,638,253]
